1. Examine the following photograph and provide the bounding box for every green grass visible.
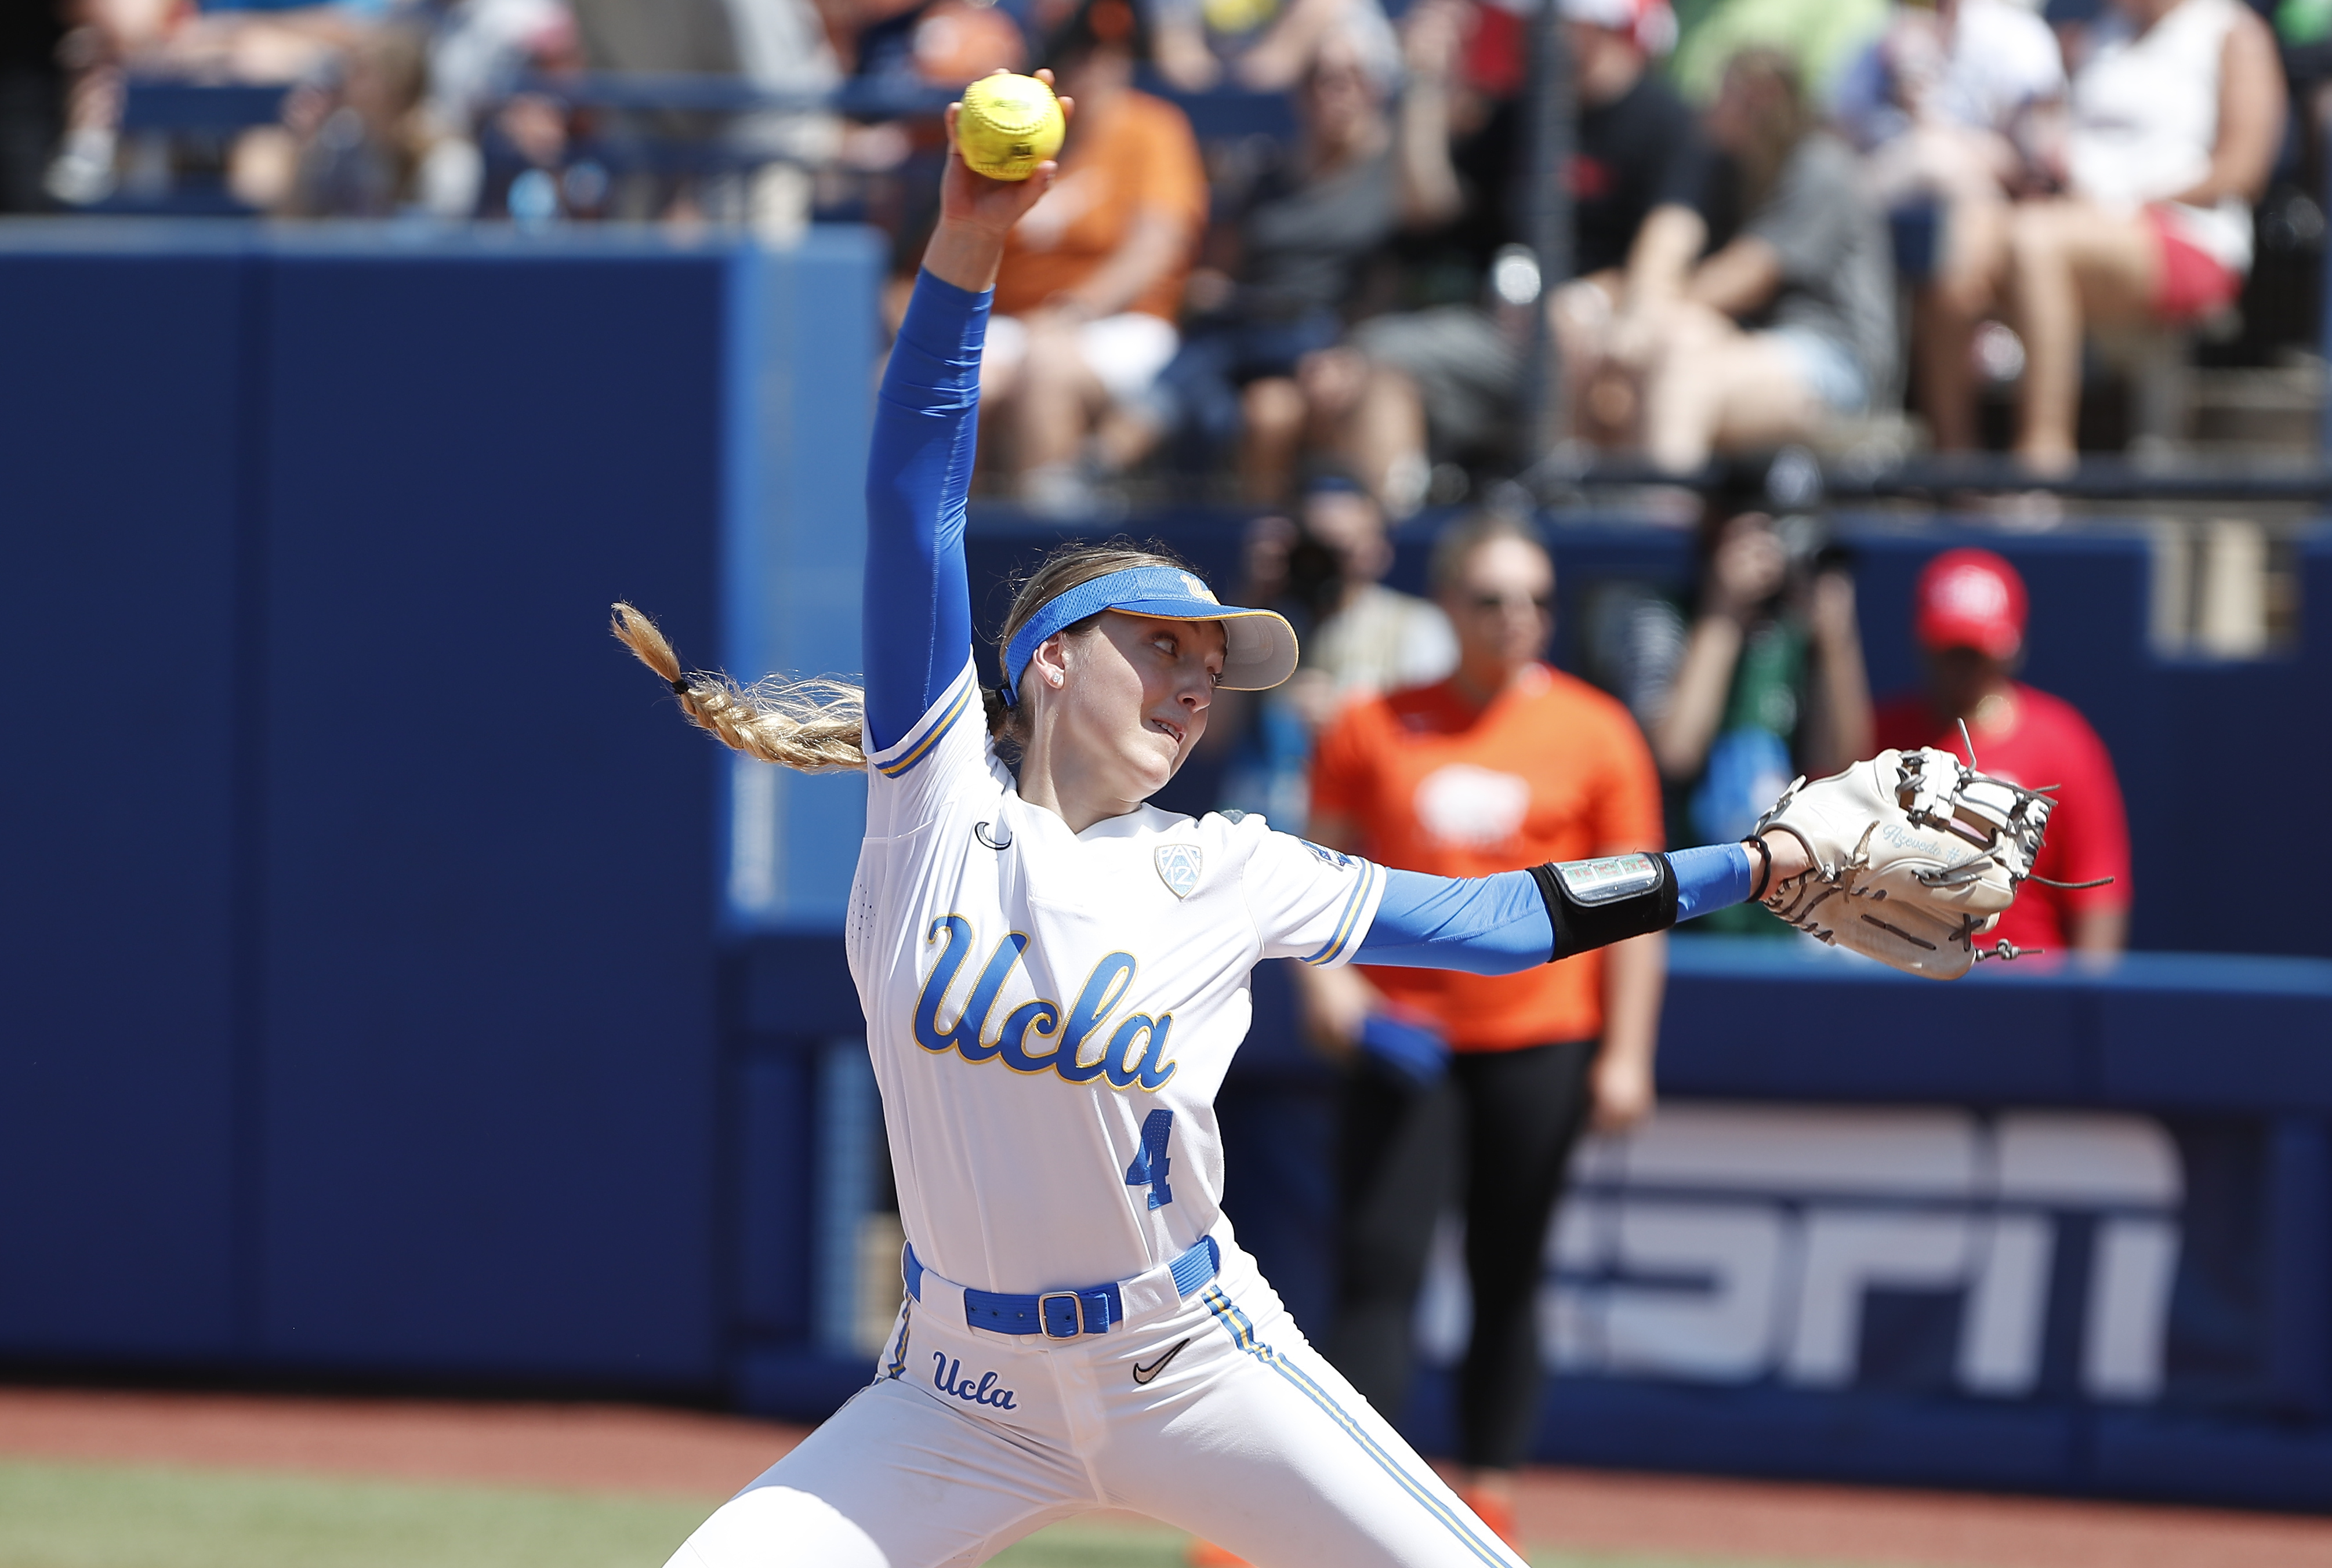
[0,1458,1838,1568]
[0,1461,706,1568]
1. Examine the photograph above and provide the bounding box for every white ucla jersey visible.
[846,656,1387,1294]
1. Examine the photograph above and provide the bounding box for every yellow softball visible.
[956,73,1066,183]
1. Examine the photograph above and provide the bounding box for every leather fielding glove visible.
[1753,746,2079,979]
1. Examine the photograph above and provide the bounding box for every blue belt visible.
[904,1236,1221,1339]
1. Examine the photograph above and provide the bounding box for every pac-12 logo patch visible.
[1155,843,1203,899]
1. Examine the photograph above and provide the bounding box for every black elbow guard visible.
[1528,852,1678,961]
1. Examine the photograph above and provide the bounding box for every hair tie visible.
[1746,835,1774,903]
[670,678,690,695]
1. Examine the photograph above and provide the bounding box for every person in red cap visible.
[1873,548,2132,955]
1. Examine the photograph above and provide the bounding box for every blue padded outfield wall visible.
[5,223,2332,1510]
[0,221,876,1386]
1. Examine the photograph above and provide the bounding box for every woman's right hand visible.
[924,71,1075,292]
[942,72,1072,232]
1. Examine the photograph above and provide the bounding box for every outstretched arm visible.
[1351,838,1809,974]
[861,77,1067,752]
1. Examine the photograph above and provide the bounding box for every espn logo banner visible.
[1421,1105,2182,1403]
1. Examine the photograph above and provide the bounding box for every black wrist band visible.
[1746,836,1773,903]
[1529,852,1680,963]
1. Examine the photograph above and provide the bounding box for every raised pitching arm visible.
[861,75,1069,753]
[862,279,986,752]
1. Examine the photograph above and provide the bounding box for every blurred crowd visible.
[4,0,2327,493]
[961,0,2305,506]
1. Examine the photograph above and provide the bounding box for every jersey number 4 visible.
[1125,1109,1174,1211]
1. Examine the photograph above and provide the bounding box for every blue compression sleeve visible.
[1671,843,1754,921]
[1350,843,1757,974]
[1352,869,1553,974]
[863,271,988,753]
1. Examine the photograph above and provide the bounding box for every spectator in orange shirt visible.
[981,0,1208,512]
[1875,547,2131,955]
[1301,512,1667,1548]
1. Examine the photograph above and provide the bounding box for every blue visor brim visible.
[999,568,1300,705]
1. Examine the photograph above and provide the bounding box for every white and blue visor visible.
[999,565,1299,706]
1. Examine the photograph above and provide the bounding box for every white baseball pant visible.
[664,1248,1524,1568]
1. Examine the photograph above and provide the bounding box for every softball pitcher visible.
[617,74,1806,1568]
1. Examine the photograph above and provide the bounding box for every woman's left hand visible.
[1754,830,1814,898]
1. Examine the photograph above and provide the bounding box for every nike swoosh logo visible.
[974,821,1012,850]
[1131,1337,1189,1386]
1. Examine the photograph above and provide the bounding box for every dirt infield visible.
[2,1386,2328,1568]
[1502,1467,2332,1567]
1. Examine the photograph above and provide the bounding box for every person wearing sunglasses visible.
[1297,511,1666,1550]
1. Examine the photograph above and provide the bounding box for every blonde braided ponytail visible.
[611,602,868,774]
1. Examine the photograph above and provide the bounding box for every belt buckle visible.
[1036,1290,1087,1340]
